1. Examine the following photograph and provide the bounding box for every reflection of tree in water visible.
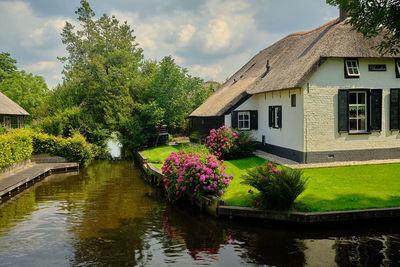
[383,235,400,266]
[160,205,307,266]
[230,226,307,267]
[68,161,161,266]
[161,205,229,260]
[334,236,384,266]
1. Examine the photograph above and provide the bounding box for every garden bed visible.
[140,145,400,213]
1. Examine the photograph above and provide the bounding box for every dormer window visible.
[396,59,400,78]
[345,58,360,78]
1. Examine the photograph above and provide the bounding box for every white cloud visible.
[191,64,223,79]
[25,61,57,72]
[178,24,196,46]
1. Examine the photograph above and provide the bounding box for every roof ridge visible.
[286,17,340,38]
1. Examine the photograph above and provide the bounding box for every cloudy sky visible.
[0,0,338,88]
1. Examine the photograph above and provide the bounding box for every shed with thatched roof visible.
[0,91,29,128]
[189,16,400,163]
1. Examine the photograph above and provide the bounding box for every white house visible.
[189,14,400,163]
[0,91,28,129]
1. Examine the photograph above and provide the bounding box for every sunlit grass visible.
[141,145,400,212]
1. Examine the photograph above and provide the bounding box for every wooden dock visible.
[0,162,79,200]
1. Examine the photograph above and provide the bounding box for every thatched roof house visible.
[189,15,400,164]
[190,18,388,117]
[0,91,29,128]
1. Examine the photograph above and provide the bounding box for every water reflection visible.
[0,161,400,266]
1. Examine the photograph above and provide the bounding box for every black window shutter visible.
[370,89,382,131]
[277,106,282,128]
[338,90,349,132]
[250,110,258,130]
[268,106,274,127]
[231,111,238,128]
[390,89,400,130]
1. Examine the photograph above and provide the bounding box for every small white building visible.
[189,15,400,163]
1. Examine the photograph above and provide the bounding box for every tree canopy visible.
[36,0,211,150]
[327,0,400,55]
[0,52,50,123]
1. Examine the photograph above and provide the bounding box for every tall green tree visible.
[0,52,17,81]
[58,0,143,132]
[144,56,210,132]
[327,0,400,55]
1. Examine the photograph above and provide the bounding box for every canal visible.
[0,161,399,266]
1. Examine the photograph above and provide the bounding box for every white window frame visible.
[349,91,367,133]
[238,111,250,130]
[345,59,360,77]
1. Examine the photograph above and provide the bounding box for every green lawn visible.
[141,145,400,212]
[296,164,400,211]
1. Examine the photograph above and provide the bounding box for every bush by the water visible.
[161,151,233,201]
[30,131,100,166]
[205,126,254,160]
[241,163,307,210]
[0,129,33,170]
[0,129,102,169]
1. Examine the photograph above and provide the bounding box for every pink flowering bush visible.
[241,162,307,210]
[161,151,233,201]
[205,126,255,160]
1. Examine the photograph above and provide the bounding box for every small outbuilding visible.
[0,91,29,128]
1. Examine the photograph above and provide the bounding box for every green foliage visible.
[56,0,143,133]
[0,52,17,81]
[0,130,33,170]
[0,52,50,123]
[29,131,101,166]
[34,106,109,146]
[144,56,210,132]
[327,0,400,55]
[241,163,307,210]
[120,102,164,152]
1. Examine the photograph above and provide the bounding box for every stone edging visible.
[137,151,400,223]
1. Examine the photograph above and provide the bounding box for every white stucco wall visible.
[304,58,400,152]
[225,89,304,151]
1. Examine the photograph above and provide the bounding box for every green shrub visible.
[241,163,307,210]
[30,131,100,166]
[0,130,33,170]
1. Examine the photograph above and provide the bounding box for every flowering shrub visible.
[205,126,254,160]
[241,162,307,210]
[161,151,233,201]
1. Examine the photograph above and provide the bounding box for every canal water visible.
[0,161,399,266]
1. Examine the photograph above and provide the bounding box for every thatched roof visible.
[190,18,393,117]
[0,91,29,116]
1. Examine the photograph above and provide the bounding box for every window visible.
[291,94,296,107]
[396,59,400,78]
[349,91,367,133]
[238,111,250,130]
[368,64,386,71]
[338,89,382,133]
[268,106,282,129]
[231,110,258,130]
[390,89,400,130]
[345,59,360,78]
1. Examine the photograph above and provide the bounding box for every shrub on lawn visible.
[180,143,210,156]
[161,151,233,201]
[205,126,254,160]
[241,162,307,210]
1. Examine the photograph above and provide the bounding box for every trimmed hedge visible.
[0,130,33,170]
[0,129,102,170]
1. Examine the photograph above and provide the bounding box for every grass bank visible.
[140,145,400,212]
